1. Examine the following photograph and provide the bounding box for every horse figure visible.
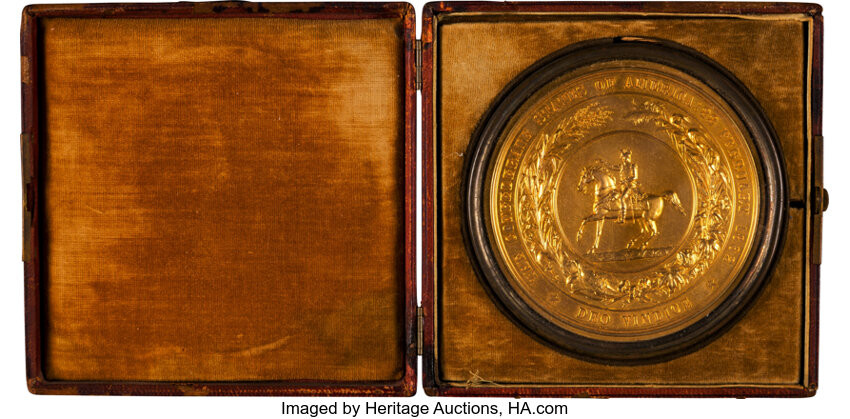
[576,162,686,253]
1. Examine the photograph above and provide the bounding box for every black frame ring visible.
[461,37,788,364]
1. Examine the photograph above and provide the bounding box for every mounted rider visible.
[611,149,641,223]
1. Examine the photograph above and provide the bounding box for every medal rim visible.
[461,37,788,364]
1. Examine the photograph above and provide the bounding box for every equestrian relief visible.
[576,148,687,257]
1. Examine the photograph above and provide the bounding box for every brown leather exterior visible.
[22,2,417,396]
[422,1,822,398]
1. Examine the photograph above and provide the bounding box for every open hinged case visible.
[22,2,824,397]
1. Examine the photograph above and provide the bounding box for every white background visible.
[0,0,847,417]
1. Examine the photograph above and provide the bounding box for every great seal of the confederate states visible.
[463,38,787,363]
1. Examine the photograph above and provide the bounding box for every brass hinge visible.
[414,39,422,91]
[21,133,32,263]
[416,305,424,356]
[812,135,827,264]
[21,56,31,85]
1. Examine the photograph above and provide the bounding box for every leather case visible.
[21,1,824,397]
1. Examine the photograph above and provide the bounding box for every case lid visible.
[22,1,417,396]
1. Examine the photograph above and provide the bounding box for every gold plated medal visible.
[464,38,786,363]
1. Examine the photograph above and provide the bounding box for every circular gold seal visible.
[464,38,786,363]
